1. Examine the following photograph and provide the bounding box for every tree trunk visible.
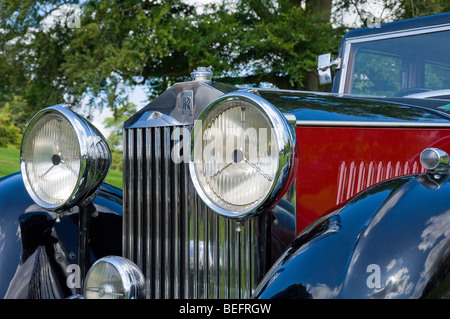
[304,0,333,92]
[306,0,333,21]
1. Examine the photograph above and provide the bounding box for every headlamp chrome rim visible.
[189,91,296,219]
[20,104,111,211]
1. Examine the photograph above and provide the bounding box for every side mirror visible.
[317,53,341,85]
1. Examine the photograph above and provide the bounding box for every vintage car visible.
[0,12,449,299]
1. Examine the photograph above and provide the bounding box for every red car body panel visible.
[295,125,450,232]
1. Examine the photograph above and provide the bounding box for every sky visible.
[81,85,149,138]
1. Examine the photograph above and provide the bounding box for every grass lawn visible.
[0,147,123,189]
[0,147,20,177]
[104,169,123,189]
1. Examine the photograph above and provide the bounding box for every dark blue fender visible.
[254,173,450,299]
[0,172,123,299]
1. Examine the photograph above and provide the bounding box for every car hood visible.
[126,81,450,129]
[256,89,450,125]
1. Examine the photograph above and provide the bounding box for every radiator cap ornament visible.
[191,67,213,82]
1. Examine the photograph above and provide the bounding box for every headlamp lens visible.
[193,100,279,213]
[20,105,111,211]
[84,257,145,299]
[22,112,81,207]
[190,92,296,219]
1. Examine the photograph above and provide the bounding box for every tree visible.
[0,0,197,116]
[62,0,198,108]
[190,0,341,91]
[104,102,137,150]
[0,1,76,118]
[103,102,137,171]
[0,0,342,116]
[0,0,448,121]
[0,96,29,148]
[0,108,21,148]
[333,0,450,28]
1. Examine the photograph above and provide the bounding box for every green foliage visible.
[0,0,75,115]
[0,0,197,114]
[104,102,136,172]
[104,102,137,149]
[184,0,342,90]
[333,0,450,27]
[397,0,450,19]
[110,149,123,172]
[63,0,197,107]
[351,51,402,96]
[0,0,343,116]
[0,103,22,148]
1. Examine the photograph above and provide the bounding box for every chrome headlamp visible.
[20,105,111,211]
[190,91,296,219]
[420,148,449,172]
[84,256,145,299]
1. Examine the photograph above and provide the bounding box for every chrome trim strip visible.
[123,128,134,261]
[296,120,450,128]
[405,89,450,99]
[162,127,171,299]
[346,24,450,44]
[338,40,350,95]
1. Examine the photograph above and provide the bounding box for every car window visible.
[351,51,402,96]
[425,61,450,90]
[345,29,450,97]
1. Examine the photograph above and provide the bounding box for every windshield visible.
[344,29,450,98]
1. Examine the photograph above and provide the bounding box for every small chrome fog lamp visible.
[84,256,145,299]
[20,105,111,211]
[420,148,450,172]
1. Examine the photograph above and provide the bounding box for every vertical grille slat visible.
[136,129,144,271]
[145,128,152,299]
[162,127,171,298]
[181,160,190,298]
[171,128,181,298]
[123,125,270,299]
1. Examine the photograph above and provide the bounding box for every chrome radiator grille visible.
[123,126,270,299]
